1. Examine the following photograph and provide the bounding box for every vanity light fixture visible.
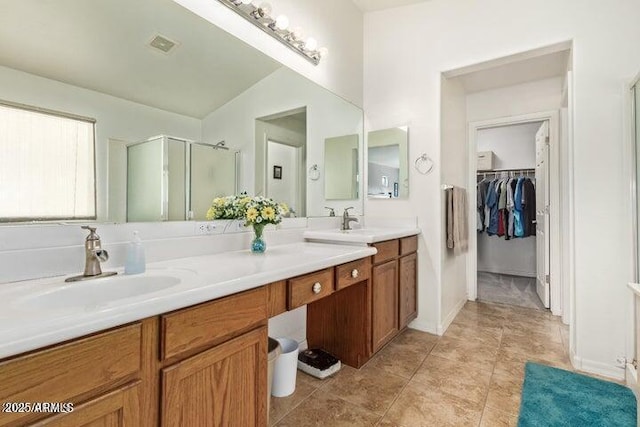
[216,0,327,65]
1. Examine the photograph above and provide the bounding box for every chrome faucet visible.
[65,226,117,282]
[341,207,358,231]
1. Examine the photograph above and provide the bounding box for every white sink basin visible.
[303,227,420,244]
[14,270,191,311]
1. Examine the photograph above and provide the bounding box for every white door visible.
[535,121,551,308]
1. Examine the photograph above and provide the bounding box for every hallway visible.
[270,301,571,426]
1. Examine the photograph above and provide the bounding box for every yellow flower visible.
[279,203,289,214]
[205,207,216,220]
[246,207,259,222]
[261,206,276,220]
[240,196,251,205]
[213,197,225,207]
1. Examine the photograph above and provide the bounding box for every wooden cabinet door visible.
[372,260,399,353]
[399,253,418,329]
[161,327,267,427]
[35,382,141,427]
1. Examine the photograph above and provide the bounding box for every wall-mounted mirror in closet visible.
[0,0,363,223]
[367,127,409,199]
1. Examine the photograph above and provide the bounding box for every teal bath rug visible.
[518,362,636,426]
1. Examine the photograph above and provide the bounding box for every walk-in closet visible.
[476,121,550,310]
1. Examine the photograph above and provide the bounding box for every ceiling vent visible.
[149,34,178,54]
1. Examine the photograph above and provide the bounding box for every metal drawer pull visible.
[312,282,322,294]
[351,269,359,279]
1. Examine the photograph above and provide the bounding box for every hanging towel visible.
[446,187,468,251]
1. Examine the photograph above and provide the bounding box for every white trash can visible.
[271,338,299,397]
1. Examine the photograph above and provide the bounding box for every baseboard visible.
[298,339,309,352]
[478,268,536,278]
[408,319,438,335]
[571,351,626,381]
[436,298,467,335]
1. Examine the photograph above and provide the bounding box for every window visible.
[0,101,96,221]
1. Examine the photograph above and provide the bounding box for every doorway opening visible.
[255,107,307,216]
[474,120,550,311]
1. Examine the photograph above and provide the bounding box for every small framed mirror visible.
[367,126,409,199]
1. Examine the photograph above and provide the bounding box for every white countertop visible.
[303,227,421,244]
[0,242,376,359]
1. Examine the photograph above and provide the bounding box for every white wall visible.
[202,68,364,217]
[439,76,468,332]
[364,0,640,378]
[174,0,364,107]
[0,65,202,221]
[267,141,300,213]
[476,123,540,277]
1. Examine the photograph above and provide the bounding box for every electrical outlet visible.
[196,223,216,235]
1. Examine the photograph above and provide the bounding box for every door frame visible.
[466,110,562,316]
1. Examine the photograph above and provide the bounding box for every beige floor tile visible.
[485,373,523,415]
[502,325,562,344]
[364,340,429,378]
[453,309,506,329]
[493,347,572,379]
[392,328,439,352]
[379,383,483,427]
[430,335,499,372]
[275,392,380,427]
[480,406,518,427]
[444,321,503,347]
[269,374,320,425]
[411,355,492,405]
[499,333,567,361]
[322,364,408,415]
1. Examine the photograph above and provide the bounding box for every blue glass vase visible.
[251,224,266,253]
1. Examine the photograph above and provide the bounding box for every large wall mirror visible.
[367,127,409,199]
[0,0,363,223]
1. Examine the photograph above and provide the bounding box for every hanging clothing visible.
[477,179,489,231]
[485,179,499,235]
[522,178,537,237]
[476,173,536,240]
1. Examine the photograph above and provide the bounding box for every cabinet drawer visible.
[372,239,399,264]
[288,268,334,309]
[336,258,371,290]
[0,324,141,427]
[267,280,288,318]
[162,287,267,361]
[400,235,418,255]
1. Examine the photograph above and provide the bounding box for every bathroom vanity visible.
[0,233,417,426]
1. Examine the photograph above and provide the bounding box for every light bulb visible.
[275,15,289,30]
[258,2,272,15]
[304,37,318,51]
[292,26,305,40]
[318,47,329,57]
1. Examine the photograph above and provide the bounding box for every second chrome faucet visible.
[341,207,358,231]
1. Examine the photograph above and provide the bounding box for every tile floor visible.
[270,301,573,427]
[477,272,546,311]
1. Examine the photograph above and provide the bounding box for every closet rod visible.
[477,168,535,175]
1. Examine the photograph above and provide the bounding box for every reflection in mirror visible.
[255,108,307,217]
[1,0,363,222]
[325,135,359,200]
[367,127,409,199]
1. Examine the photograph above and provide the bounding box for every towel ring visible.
[308,164,320,181]
[414,154,434,175]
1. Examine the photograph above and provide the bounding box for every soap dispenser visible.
[124,231,146,275]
